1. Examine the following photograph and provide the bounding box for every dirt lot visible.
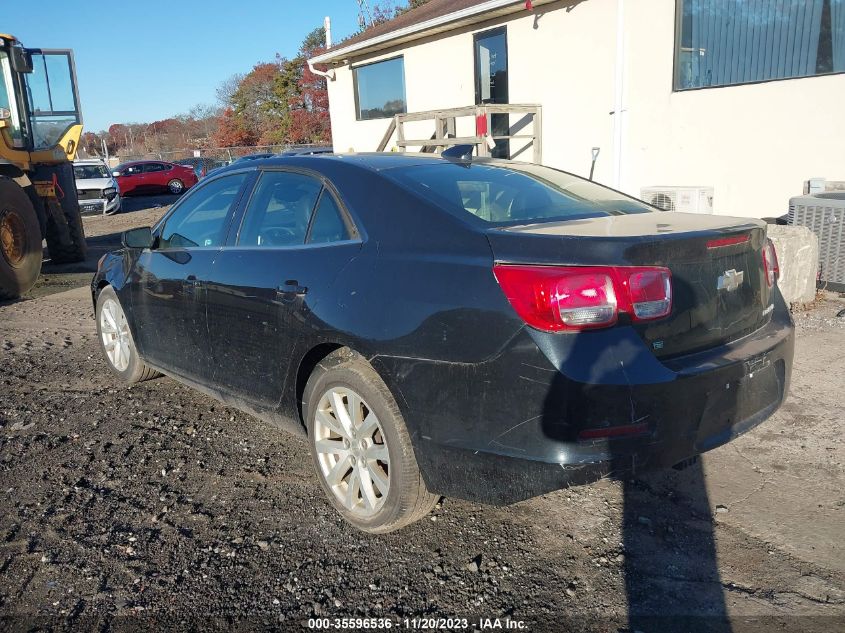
[0,201,843,631]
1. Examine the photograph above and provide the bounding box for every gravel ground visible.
[0,204,843,632]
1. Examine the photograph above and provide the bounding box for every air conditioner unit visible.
[640,186,714,214]
[788,192,845,287]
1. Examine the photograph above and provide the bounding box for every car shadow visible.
[539,322,733,632]
[620,464,730,633]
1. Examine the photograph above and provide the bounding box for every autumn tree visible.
[213,61,286,146]
[213,26,331,147]
[90,24,335,153]
[79,131,102,156]
[285,27,331,144]
[214,107,258,147]
[366,0,431,28]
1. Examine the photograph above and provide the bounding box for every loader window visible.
[24,51,81,150]
[0,51,25,147]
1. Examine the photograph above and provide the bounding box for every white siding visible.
[325,0,845,218]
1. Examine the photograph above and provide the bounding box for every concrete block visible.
[767,225,819,305]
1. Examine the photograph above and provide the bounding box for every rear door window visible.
[143,163,167,173]
[307,190,350,244]
[237,171,322,247]
[159,173,247,248]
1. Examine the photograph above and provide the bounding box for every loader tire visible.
[0,177,42,300]
[45,198,87,264]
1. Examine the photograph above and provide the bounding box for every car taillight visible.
[627,268,673,319]
[493,264,672,332]
[762,239,779,288]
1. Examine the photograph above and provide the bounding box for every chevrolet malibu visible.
[92,153,793,533]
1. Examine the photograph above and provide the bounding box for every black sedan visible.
[92,153,794,533]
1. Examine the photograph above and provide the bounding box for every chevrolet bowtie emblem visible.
[717,269,744,292]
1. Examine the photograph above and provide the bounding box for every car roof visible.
[220,152,474,173]
[238,152,275,159]
[281,147,334,156]
[74,159,107,164]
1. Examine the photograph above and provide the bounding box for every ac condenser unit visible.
[788,192,845,287]
[640,186,714,214]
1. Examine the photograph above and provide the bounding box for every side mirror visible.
[122,227,153,249]
[10,47,33,73]
[112,171,121,177]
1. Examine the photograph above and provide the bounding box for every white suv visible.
[73,159,121,215]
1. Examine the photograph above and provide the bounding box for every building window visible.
[675,0,845,90]
[353,56,406,120]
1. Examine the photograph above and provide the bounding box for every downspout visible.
[308,59,335,81]
[611,0,626,190]
[308,15,336,81]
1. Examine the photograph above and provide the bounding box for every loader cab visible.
[0,35,82,157]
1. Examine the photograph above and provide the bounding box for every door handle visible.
[276,280,307,299]
[183,275,200,297]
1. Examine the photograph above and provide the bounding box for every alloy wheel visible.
[313,387,390,517]
[167,179,184,194]
[99,297,131,372]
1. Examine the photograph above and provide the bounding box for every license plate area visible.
[696,357,784,444]
[80,202,103,213]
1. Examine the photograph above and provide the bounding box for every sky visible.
[4,0,363,132]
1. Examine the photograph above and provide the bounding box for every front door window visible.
[159,173,248,249]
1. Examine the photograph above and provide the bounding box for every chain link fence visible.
[102,144,331,168]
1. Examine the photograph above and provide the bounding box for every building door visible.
[474,26,509,158]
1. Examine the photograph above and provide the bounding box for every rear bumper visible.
[378,296,794,504]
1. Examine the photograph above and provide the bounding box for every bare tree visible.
[216,73,245,108]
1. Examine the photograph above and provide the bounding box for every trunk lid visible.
[487,212,773,358]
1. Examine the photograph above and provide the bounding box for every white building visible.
[309,0,845,219]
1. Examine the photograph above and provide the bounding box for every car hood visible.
[76,177,115,190]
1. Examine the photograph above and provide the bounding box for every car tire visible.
[0,177,42,300]
[304,349,438,533]
[95,285,160,384]
[167,179,184,195]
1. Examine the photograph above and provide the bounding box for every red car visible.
[111,161,198,196]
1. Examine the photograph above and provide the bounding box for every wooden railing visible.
[376,104,542,163]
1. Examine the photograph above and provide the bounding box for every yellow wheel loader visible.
[0,33,86,300]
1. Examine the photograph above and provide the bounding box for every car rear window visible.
[384,162,653,226]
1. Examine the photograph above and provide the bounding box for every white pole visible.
[324,16,332,48]
[612,0,626,190]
